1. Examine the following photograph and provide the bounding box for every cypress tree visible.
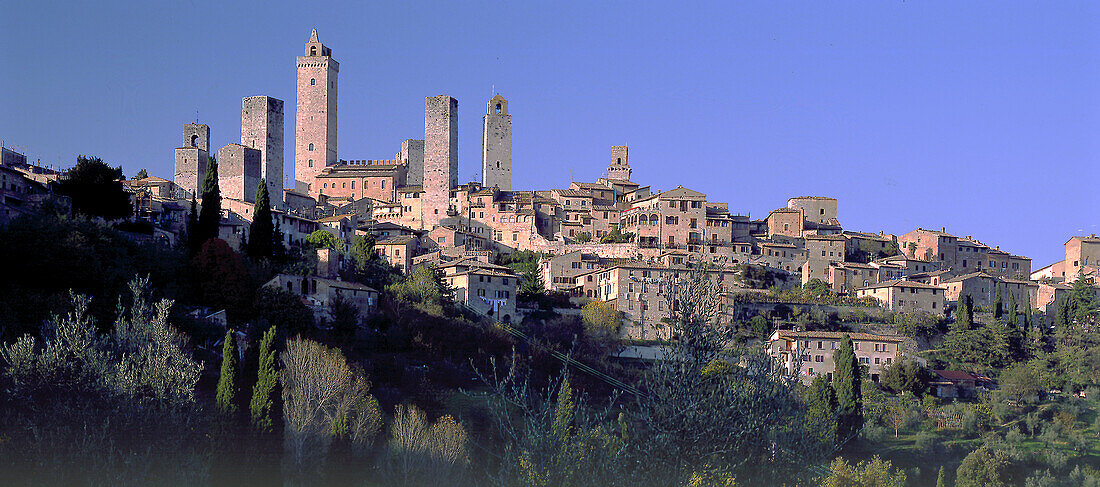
[936,466,948,487]
[1007,292,1019,328]
[833,334,863,442]
[250,326,278,432]
[197,154,221,246]
[186,195,200,253]
[247,179,274,258]
[806,375,839,447]
[215,329,239,415]
[962,294,974,329]
[993,286,1003,320]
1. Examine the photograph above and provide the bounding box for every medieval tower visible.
[423,95,458,229]
[174,123,210,199]
[295,29,338,195]
[241,96,284,204]
[607,145,631,180]
[481,94,512,190]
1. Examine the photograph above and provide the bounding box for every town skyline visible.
[2,1,1098,267]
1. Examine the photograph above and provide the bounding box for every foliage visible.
[250,326,278,432]
[387,265,454,314]
[823,456,907,487]
[328,293,360,342]
[254,286,315,338]
[749,315,771,340]
[893,312,945,339]
[955,447,1013,487]
[600,227,635,244]
[384,403,468,485]
[306,229,339,250]
[574,232,592,243]
[55,155,132,219]
[215,329,239,415]
[581,300,624,337]
[280,338,382,467]
[519,268,546,302]
[834,335,863,442]
[806,375,839,447]
[881,358,932,397]
[246,179,275,259]
[134,168,148,179]
[191,238,252,318]
[197,155,221,246]
[997,362,1042,404]
[349,234,399,289]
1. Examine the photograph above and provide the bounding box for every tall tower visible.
[295,29,339,195]
[401,139,425,186]
[174,123,210,199]
[481,94,512,190]
[423,95,458,229]
[242,96,284,205]
[607,145,631,180]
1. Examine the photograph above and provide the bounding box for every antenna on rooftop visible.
[195,110,199,124]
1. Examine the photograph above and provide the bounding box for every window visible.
[477,289,485,297]
[310,46,317,56]
[351,181,355,189]
[310,78,316,85]
[874,357,881,365]
[308,143,314,151]
[309,159,314,168]
[815,355,824,363]
[859,357,869,364]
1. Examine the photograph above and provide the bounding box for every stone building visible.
[768,330,904,384]
[265,274,378,323]
[788,196,838,226]
[400,139,425,186]
[443,267,519,323]
[941,271,1036,310]
[855,279,946,315]
[314,160,406,202]
[423,95,458,229]
[217,144,261,202]
[375,235,418,274]
[295,29,339,194]
[1064,235,1100,282]
[897,228,1030,279]
[241,95,284,202]
[619,186,707,251]
[606,146,631,181]
[174,122,210,200]
[482,94,512,190]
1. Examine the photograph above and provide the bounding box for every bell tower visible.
[295,29,339,195]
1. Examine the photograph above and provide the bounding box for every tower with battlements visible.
[174,123,210,199]
[295,29,338,195]
[607,145,631,180]
[481,94,512,190]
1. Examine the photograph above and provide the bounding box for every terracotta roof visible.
[789,196,836,201]
[859,279,946,291]
[553,189,592,198]
[317,213,356,222]
[774,330,903,342]
[933,370,978,382]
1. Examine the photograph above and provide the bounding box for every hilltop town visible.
[3,28,1100,486]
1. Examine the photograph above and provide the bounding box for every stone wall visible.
[294,34,339,193]
[482,95,512,190]
[173,147,207,199]
[218,144,261,202]
[242,96,284,204]
[401,139,425,185]
[182,123,210,152]
[423,95,458,229]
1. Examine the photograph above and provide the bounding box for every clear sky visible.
[2,1,1097,267]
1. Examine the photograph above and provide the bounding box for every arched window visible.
[617,157,622,164]
[190,134,198,147]
[495,103,502,114]
[308,143,314,151]
[310,46,317,56]
[650,214,658,225]
[496,161,500,168]
[639,215,648,225]
[310,78,316,86]
[308,159,314,168]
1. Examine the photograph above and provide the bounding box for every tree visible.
[197,155,221,246]
[186,196,200,253]
[519,269,546,302]
[834,335,863,443]
[581,300,623,337]
[55,155,132,219]
[215,329,239,415]
[1007,291,1019,328]
[749,315,771,340]
[250,326,278,432]
[961,294,974,329]
[998,363,1041,404]
[823,456,907,487]
[936,466,948,487]
[881,358,932,397]
[803,279,832,300]
[385,404,468,485]
[254,286,315,337]
[246,179,274,259]
[955,447,1012,487]
[805,375,838,447]
[134,168,148,179]
[280,338,381,467]
[305,229,338,249]
[191,238,252,318]
[328,294,359,342]
[994,286,1004,320]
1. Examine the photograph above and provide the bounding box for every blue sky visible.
[2,1,1097,266]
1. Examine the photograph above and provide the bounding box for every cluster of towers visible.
[174,29,516,229]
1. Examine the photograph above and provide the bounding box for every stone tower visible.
[218,144,261,203]
[174,123,210,199]
[607,145,631,180]
[481,94,512,190]
[183,123,210,152]
[295,29,339,195]
[423,95,458,229]
[401,139,425,186]
[242,96,284,206]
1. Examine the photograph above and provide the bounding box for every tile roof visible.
[859,279,946,290]
[774,330,903,342]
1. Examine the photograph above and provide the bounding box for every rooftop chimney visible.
[941,227,946,232]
